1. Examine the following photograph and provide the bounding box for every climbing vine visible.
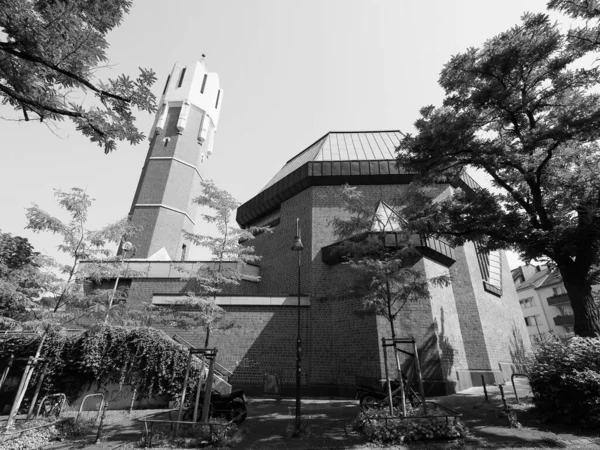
[0,325,202,402]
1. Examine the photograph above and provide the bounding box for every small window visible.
[524,315,539,326]
[177,68,187,88]
[181,244,187,261]
[200,74,208,93]
[553,285,566,296]
[162,75,171,95]
[558,305,573,316]
[520,297,534,309]
[215,90,221,109]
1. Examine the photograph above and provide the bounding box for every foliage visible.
[0,0,157,153]
[352,409,467,443]
[0,232,58,327]
[0,325,204,402]
[529,336,600,428]
[139,419,242,449]
[24,187,140,326]
[331,184,449,340]
[0,419,64,450]
[397,11,600,336]
[181,180,269,346]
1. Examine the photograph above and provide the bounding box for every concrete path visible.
[9,379,600,449]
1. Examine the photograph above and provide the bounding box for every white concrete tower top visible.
[150,58,223,156]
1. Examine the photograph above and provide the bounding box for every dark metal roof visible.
[236,130,479,227]
[261,131,404,192]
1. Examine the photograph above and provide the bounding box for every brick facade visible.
[112,182,531,396]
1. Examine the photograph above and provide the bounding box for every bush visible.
[0,325,204,404]
[139,419,241,448]
[529,336,600,428]
[0,420,63,450]
[351,409,466,444]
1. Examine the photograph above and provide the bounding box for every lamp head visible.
[291,235,304,252]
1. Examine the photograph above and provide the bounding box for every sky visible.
[0,0,553,267]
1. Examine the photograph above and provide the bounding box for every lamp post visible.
[290,218,304,432]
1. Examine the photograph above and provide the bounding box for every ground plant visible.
[352,409,467,444]
[528,336,600,428]
[139,419,241,449]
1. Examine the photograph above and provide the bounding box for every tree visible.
[0,232,57,329]
[397,12,600,336]
[331,185,449,343]
[0,0,157,153]
[181,180,268,347]
[25,187,140,324]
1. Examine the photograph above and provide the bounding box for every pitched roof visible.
[537,271,562,288]
[515,268,550,291]
[261,131,404,192]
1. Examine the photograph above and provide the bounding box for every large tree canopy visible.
[397,12,600,336]
[0,0,157,153]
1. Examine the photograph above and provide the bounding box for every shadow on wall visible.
[509,322,531,367]
[412,308,456,395]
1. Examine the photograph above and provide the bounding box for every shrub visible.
[529,336,600,428]
[0,325,203,404]
[351,409,466,443]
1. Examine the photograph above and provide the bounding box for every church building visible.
[87,59,531,396]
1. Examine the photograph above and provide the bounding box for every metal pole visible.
[27,360,49,420]
[382,338,394,415]
[176,351,193,435]
[296,223,302,431]
[411,340,427,415]
[95,401,108,443]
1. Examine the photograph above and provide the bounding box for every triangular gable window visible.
[371,201,407,233]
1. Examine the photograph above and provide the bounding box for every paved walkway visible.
[9,379,600,449]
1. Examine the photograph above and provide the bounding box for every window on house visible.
[177,68,186,88]
[520,297,534,309]
[553,285,567,296]
[200,74,207,93]
[524,315,539,327]
[162,75,171,95]
[558,305,574,316]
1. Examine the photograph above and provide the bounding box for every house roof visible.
[537,271,562,288]
[260,131,404,192]
[514,268,550,291]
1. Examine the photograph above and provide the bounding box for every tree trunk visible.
[558,265,600,337]
[204,324,211,348]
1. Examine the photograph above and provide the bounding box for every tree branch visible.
[0,44,130,104]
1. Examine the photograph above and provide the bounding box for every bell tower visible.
[128,58,223,260]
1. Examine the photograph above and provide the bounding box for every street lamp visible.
[290,218,304,432]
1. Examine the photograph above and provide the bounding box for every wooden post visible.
[382,338,394,416]
[7,332,47,429]
[27,360,49,420]
[393,345,407,416]
[0,354,14,391]
[201,351,217,424]
[192,357,206,422]
[95,401,109,443]
[412,340,427,415]
[176,351,193,435]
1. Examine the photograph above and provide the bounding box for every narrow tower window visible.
[215,90,221,109]
[200,74,208,93]
[162,75,171,95]
[181,244,187,261]
[177,68,186,88]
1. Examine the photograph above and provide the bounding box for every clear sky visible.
[0,0,551,267]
